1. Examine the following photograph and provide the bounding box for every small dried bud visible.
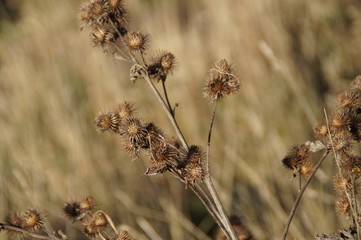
[114,102,135,120]
[79,196,96,212]
[126,31,149,52]
[333,174,349,196]
[335,197,351,217]
[119,117,148,145]
[182,162,206,185]
[91,26,118,46]
[331,110,352,130]
[5,212,24,238]
[299,159,314,176]
[147,52,176,82]
[94,112,121,133]
[22,209,44,232]
[63,202,82,221]
[337,90,360,109]
[204,59,240,101]
[351,75,361,91]
[313,122,329,139]
[146,143,180,175]
[84,222,98,237]
[111,231,133,240]
[93,211,108,228]
[282,144,311,170]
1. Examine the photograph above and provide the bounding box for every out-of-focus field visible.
[1,0,361,239]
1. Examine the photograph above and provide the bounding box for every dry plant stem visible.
[351,175,359,234]
[298,175,302,192]
[168,167,231,239]
[161,80,173,115]
[281,149,330,240]
[0,223,52,240]
[324,110,361,240]
[205,101,238,240]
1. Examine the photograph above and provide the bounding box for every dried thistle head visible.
[203,59,240,101]
[144,122,164,148]
[63,202,82,221]
[92,211,108,228]
[313,122,329,140]
[94,112,121,133]
[351,75,361,91]
[147,52,176,82]
[21,209,44,232]
[119,117,148,145]
[335,197,351,218]
[333,174,349,196]
[331,133,353,154]
[79,196,96,212]
[91,25,119,47]
[5,212,25,239]
[331,110,352,130]
[180,145,207,185]
[298,159,314,176]
[282,144,311,170]
[145,143,180,175]
[126,31,149,52]
[111,231,133,240]
[337,90,360,109]
[114,102,135,120]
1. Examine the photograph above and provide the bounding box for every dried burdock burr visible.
[111,231,133,240]
[282,144,313,176]
[21,209,44,232]
[126,31,149,52]
[204,59,240,101]
[147,52,176,82]
[94,112,121,133]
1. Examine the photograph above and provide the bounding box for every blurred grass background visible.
[1,0,361,239]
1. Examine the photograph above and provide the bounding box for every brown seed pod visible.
[203,59,240,101]
[181,161,206,185]
[282,144,311,171]
[63,201,82,221]
[91,26,119,47]
[94,112,121,133]
[313,122,329,140]
[79,196,96,212]
[119,117,148,145]
[93,211,108,228]
[113,102,135,120]
[335,197,351,218]
[22,209,44,232]
[147,52,176,82]
[126,31,149,52]
[333,174,349,196]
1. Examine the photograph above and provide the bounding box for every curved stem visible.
[282,150,329,240]
[0,223,52,240]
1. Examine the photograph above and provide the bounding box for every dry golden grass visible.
[1,0,361,239]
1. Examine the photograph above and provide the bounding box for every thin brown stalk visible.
[205,101,238,240]
[282,149,329,240]
[161,80,173,115]
[0,223,53,240]
[298,175,302,192]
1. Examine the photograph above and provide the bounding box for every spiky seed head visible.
[91,26,118,46]
[146,143,180,175]
[89,1,105,17]
[335,197,351,217]
[79,196,96,212]
[84,222,98,237]
[119,117,147,145]
[126,31,149,52]
[299,159,314,176]
[351,75,361,90]
[337,90,360,108]
[333,174,348,195]
[332,133,353,154]
[111,231,133,240]
[282,144,311,172]
[182,162,206,185]
[63,202,81,221]
[5,212,25,238]
[121,139,140,156]
[313,122,329,139]
[145,122,164,147]
[331,110,352,130]
[22,209,43,232]
[114,102,135,120]
[203,59,240,101]
[93,212,108,228]
[147,52,176,82]
[109,0,122,8]
[94,112,121,133]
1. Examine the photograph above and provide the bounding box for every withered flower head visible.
[111,231,133,240]
[337,90,361,109]
[93,211,108,228]
[335,197,351,217]
[63,201,82,221]
[282,144,311,170]
[94,112,121,133]
[145,143,180,175]
[84,221,98,237]
[91,26,118,47]
[147,52,176,82]
[203,59,240,101]
[119,117,148,145]
[313,122,329,140]
[299,159,314,176]
[145,122,164,148]
[351,75,361,91]
[79,196,96,212]
[331,110,352,130]
[333,174,349,196]
[114,102,135,120]
[331,133,353,154]
[126,31,149,52]
[22,209,44,232]
[5,212,24,238]
[181,162,206,185]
